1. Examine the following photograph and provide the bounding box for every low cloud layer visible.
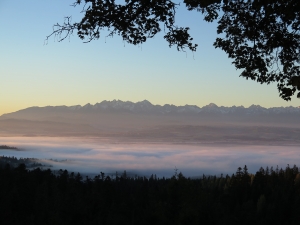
[0,137,299,178]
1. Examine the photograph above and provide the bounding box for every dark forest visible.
[1,158,300,224]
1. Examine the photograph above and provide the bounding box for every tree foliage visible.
[47,0,300,100]
[1,161,300,224]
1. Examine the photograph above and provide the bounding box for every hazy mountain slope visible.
[0,119,101,137]
[119,125,300,145]
[2,100,299,123]
[1,100,299,144]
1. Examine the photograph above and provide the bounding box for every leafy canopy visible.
[47,0,300,100]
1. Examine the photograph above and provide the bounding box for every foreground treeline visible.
[1,163,300,225]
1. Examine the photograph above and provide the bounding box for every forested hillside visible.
[0,161,299,224]
[0,145,18,150]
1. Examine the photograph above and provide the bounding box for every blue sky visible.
[1,0,299,116]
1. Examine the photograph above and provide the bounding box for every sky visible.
[1,0,299,116]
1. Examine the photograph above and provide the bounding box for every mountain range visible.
[1,100,299,145]
[2,100,300,117]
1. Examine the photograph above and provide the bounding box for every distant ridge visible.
[1,100,300,144]
[0,145,18,150]
[1,100,300,117]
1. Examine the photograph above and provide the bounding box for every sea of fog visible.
[0,137,299,178]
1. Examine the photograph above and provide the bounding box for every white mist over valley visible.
[1,100,300,177]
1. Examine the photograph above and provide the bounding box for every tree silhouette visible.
[1,162,300,224]
[47,0,300,100]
